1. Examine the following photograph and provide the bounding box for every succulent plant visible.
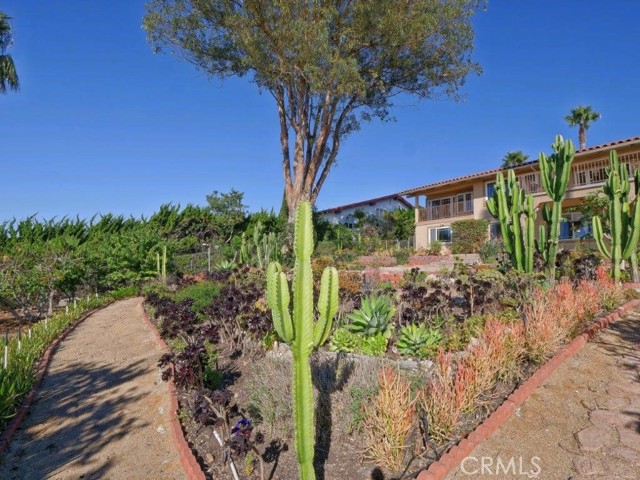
[329,327,361,353]
[346,294,395,338]
[395,324,443,358]
[359,332,389,357]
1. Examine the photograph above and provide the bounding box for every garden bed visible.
[144,262,636,480]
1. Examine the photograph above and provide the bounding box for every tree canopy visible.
[0,11,19,94]
[143,0,484,218]
[565,105,600,150]
[501,150,529,169]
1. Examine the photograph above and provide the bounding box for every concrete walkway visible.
[448,309,640,479]
[0,298,186,480]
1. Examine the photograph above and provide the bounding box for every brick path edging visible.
[140,304,207,480]
[0,301,115,457]
[416,298,640,480]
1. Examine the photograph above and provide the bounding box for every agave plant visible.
[395,324,442,358]
[346,294,395,338]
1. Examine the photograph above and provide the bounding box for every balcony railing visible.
[417,201,473,222]
[515,152,640,194]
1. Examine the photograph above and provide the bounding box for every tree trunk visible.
[48,290,54,316]
[579,125,586,150]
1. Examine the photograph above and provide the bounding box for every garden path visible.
[0,298,186,480]
[447,308,640,479]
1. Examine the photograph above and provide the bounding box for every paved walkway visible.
[0,298,186,480]
[448,309,640,479]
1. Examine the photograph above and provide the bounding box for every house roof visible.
[401,135,640,196]
[318,193,412,214]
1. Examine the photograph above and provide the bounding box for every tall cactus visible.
[592,150,640,282]
[536,135,575,285]
[266,201,339,480]
[486,169,536,272]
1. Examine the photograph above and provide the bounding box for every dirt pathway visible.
[447,308,640,480]
[0,298,186,480]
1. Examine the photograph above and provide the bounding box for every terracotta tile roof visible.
[318,193,412,214]
[401,135,640,196]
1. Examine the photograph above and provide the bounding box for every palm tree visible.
[0,11,19,94]
[501,150,529,169]
[565,105,600,150]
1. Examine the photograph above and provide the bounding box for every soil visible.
[0,298,186,480]
[447,308,640,480]
[173,336,538,480]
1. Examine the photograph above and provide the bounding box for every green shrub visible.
[110,285,138,300]
[175,281,221,314]
[451,219,489,254]
[479,240,502,264]
[142,281,173,299]
[394,248,411,265]
[427,240,442,256]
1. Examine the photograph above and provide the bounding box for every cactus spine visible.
[486,169,536,272]
[536,135,575,285]
[266,201,339,480]
[592,150,640,282]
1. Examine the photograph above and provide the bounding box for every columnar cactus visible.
[536,135,575,285]
[486,169,536,272]
[266,201,339,480]
[593,150,640,282]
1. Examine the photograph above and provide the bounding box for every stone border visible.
[0,301,114,456]
[141,304,206,480]
[416,298,640,480]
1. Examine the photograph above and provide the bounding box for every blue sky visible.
[2,1,640,220]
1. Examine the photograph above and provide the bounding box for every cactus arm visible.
[622,192,640,259]
[266,262,294,343]
[524,195,535,273]
[314,266,338,347]
[592,216,611,259]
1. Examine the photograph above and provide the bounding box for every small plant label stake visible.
[3,330,8,369]
[18,327,22,351]
[73,299,77,309]
[65,305,69,314]
[28,328,31,340]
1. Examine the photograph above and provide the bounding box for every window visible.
[559,215,591,240]
[457,192,473,213]
[428,198,451,219]
[486,182,496,198]
[429,226,452,243]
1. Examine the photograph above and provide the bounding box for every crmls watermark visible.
[460,456,542,477]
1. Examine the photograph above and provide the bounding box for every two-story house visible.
[402,136,640,250]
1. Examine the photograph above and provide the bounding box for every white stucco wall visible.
[320,198,409,226]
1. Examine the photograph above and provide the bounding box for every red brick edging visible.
[416,298,640,480]
[140,304,207,480]
[0,302,114,456]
